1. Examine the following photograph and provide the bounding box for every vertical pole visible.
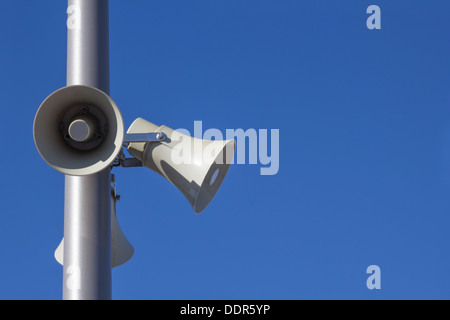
[63,0,112,300]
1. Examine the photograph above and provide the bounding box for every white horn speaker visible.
[33,85,124,176]
[54,194,134,268]
[126,118,235,214]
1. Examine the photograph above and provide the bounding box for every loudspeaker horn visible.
[126,118,235,214]
[54,194,134,268]
[33,85,124,176]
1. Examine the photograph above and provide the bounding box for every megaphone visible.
[54,193,134,268]
[126,118,235,214]
[33,85,124,176]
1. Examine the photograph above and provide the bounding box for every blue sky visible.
[1,0,450,299]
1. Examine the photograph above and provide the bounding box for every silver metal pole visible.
[63,0,112,300]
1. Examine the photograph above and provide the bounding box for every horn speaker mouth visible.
[33,85,124,176]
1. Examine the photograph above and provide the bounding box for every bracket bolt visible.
[156,132,166,141]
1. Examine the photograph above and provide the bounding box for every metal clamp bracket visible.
[124,132,167,143]
[112,133,167,169]
[112,148,143,168]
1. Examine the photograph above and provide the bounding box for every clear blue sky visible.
[0,0,449,300]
